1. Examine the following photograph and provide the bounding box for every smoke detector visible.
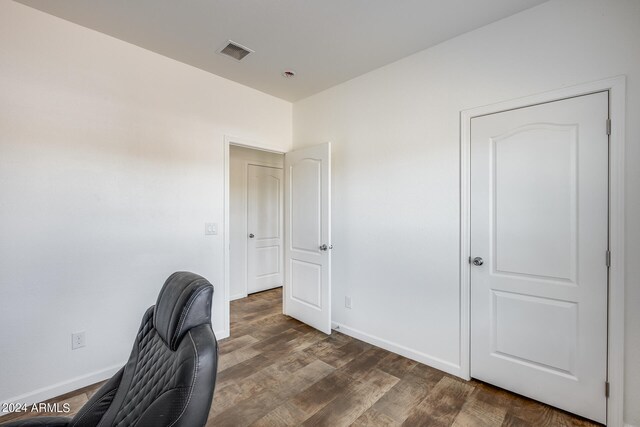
[282,69,296,78]
[217,40,253,61]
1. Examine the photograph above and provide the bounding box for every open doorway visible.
[229,145,285,301]
[223,137,333,339]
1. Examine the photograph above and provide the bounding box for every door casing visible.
[460,76,626,427]
[223,136,287,340]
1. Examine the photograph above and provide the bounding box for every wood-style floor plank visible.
[402,376,475,427]
[2,287,602,427]
[365,363,444,424]
[208,360,335,427]
[302,368,399,427]
[219,334,259,354]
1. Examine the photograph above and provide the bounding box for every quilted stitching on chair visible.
[112,310,189,427]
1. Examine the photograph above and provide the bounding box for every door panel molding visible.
[460,76,626,427]
[491,123,579,283]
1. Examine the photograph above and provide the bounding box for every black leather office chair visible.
[2,272,218,427]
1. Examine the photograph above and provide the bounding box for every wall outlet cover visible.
[72,331,86,350]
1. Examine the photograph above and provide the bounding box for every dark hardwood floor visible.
[210,288,600,427]
[1,287,601,426]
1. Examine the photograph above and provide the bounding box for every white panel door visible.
[470,92,608,423]
[247,164,283,294]
[284,143,331,334]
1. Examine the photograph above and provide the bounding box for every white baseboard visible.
[230,293,247,301]
[0,363,124,418]
[1,327,230,419]
[625,423,638,427]
[215,329,230,340]
[331,321,462,378]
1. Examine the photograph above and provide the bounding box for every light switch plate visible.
[205,223,217,235]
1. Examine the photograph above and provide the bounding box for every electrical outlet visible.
[345,296,352,309]
[72,331,86,350]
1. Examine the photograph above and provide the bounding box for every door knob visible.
[472,257,484,266]
[249,233,255,238]
[319,244,333,251]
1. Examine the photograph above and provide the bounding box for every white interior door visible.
[470,92,609,423]
[284,142,331,334]
[247,164,283,294]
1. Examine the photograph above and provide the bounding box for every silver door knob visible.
[319,244,333,251]
[472,257,484,266]
[249,233,255,238]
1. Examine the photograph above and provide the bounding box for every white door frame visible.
[223,135,287,339]
[460,76,626,426]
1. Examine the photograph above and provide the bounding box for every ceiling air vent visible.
[218,40,253,61]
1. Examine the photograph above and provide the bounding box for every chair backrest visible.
[70,272,218,427]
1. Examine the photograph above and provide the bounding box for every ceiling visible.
[16,0,548,102]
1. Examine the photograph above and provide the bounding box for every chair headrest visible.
[153,271,214,350]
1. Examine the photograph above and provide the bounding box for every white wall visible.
[229,145,284,300]
[293,0,640,424]
[0,1,291,407]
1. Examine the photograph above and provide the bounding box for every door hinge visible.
[605,381,610,398]
[606,118,611,135]
[606,250,611,268]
